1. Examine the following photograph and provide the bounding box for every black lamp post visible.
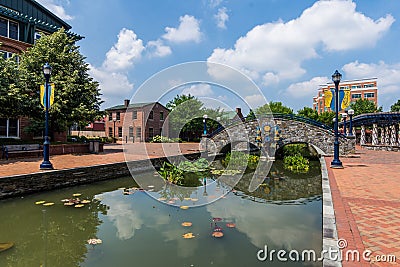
[348,109,354,136]
[40,63,53,170]
[331,70,343,168]
[342,112,347,136]
[203,114,208,135]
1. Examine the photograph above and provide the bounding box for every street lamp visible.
[342,113,348,136]
[348,109,354,136]
[40,63,53,170]
[203,114,208,135]
[113,117,117,141]
[331,70,343,168]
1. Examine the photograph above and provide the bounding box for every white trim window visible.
[1,50,19,63]
[0,118,19,138]
[0,16,19,41]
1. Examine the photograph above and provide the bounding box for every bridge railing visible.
[208,113,347,138]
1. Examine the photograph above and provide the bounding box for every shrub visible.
[283,154,309,173]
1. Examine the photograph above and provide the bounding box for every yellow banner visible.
[40,83,55,109]
[324,89,333,108]
[341,89,351,110]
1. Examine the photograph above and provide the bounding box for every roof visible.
[105,102,167,111]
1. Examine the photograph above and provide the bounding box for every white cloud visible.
[286,76,330,98]
[262,72,280,86]
[163,15,202,43]
[88,64,134,99]
[103,28,145,71]
[36,0,73,20]
[209,0,223,8]
[146,39,172,58]
[182,83,213,97]
[245,94,268,108]
[208,0,394,82]
[215,7,229,29]
[343,61,400,95]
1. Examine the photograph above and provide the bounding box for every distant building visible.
[313,78,378,114]
[105,100,169,142]
[0,0,81,140]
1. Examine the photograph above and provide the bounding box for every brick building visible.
[313,78,378,114]
[105,100,169,142]
[0,0,81,140]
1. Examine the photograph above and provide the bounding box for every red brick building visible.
[0,0,81,141]
[105,100,169,142]
[313,78,378,114]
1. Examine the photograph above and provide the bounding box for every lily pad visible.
[0,242,14,252]
[212,231,224,238]
[74,204,84,208]
[212,217,222,222]
[72,193,82,197]
[35,201,46,205]
[158,197,167,201]
[64,202,74,206]
[191,198,198,202]
[180,206,189,210]
[226,223,236,228]
[81,200,91,204]
[181,222,193,227]
[183,197,191,201]
[43,202,54,206]
[182,233,195,239]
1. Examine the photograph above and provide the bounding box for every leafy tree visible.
[0,54,21,118]
[350,99,382,116]
[390,99,400,112]
[16,28,103,135]
[255,101,293,115]
[246,109,256,121]
[166,94,225,140]
[297,107,319,121]
[317,111,335,127]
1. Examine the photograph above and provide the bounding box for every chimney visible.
[236,107,245,121]
[124,99,130,108]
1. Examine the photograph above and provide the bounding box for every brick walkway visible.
[326,148,400,267]
[0,143,201,177]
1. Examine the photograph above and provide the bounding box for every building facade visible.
[0,0,81,140]
[105,100,169,142]
[313,78,378,114]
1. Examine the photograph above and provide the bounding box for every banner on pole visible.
[40,83,55,109]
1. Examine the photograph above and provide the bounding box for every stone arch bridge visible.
[203,114,355,157]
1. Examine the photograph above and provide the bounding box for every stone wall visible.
[0,153,200,200]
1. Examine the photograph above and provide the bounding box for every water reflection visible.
[0,160,322,267]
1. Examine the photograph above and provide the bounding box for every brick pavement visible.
[0,143,201,177]
[326,148,400,267]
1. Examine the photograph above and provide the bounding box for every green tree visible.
[255,101,293,115]
[246,109,256,121]
[350,99,382,116]
[166,94,195,111]
[390,99,400,112]
[16,28,103,135]
[317,111,335,127]
[297,107,319,121]
[0,54,21,118]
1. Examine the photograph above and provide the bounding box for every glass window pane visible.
[0,118,7,136]
[136,127,141,138]
[0,18,7,37]
[118,127,122,137]
[8,119,18,137]
[9,21,18,40]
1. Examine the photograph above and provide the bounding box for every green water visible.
[0,161,322,267]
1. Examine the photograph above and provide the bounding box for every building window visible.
[129,126,134,138]
[118,127,122,138]
[0,118,18,137]
[364,84,375,88]
[340,86,349,89]
[0,17,19,40]
[132,110,137,120]
[136,127,142,139]
[160,111,164,121]
[149,111,154,120]
[352,94,361,99]
[149,127,154,138]
[108,113,113,121]
[116,112,121,121]
[1,50,19,63]
[108,127,113,137]
[364,93,375,98]
[351,84,362,89]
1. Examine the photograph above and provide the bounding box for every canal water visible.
[0,160,322,267]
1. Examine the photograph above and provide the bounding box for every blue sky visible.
[37,0,400,113]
